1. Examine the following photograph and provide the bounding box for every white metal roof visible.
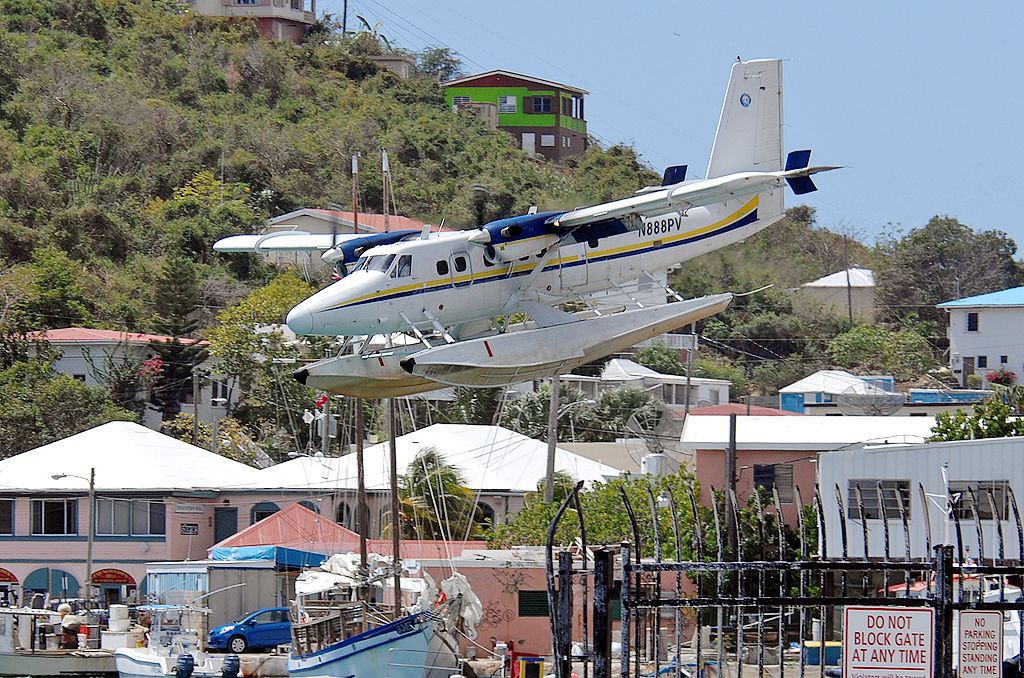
[779,369,887,395]
[680,415,936,451]
[258,424,620,493]
[601,358,730,385]
[801,267,875,288]
[0,421,266,492]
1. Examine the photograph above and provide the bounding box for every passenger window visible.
[454,256,467,273]
[436,260,449,276]
[392,255,412,278]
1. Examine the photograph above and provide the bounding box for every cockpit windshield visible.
[365,254,396,273]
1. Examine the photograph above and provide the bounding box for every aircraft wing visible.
[552,151,839,230]
[213,232,366,254]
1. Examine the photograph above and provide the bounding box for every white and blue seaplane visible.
[216,58,837,399]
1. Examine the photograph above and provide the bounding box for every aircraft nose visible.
[286,305,316,336]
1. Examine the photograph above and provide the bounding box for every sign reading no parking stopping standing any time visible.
[844,607,934,678]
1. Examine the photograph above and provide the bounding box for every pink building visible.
[0,422,318,604]
[186,0,316,43]
[681,414,937,527]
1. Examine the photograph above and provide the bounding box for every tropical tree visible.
[826,324,935,381]
[397,447,483,540]
[874,216,1021,329]
[149,256,209,420]
[0,359,137,459]
[928,398,1024,442]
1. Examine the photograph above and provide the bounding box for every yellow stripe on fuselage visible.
[326,197,758,311]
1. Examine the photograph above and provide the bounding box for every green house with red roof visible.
[443,70,588,163]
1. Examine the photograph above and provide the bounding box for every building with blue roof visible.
[937,285,1024,386]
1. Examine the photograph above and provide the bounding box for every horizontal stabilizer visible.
[785,149,816,194]
[785,149,812,171]
[787,176,817,195]
[662,165,688,186]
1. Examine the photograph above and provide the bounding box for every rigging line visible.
[376,0,693,159]
[355,0,488,72]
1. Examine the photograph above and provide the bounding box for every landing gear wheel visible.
[228,635,248,654]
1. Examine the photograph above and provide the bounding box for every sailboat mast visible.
[387,397,402,620]
[355,399,368,589]
[352,153,369,618]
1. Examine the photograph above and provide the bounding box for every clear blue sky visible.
[320,0,1024,247]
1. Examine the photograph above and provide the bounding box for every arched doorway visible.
[250,501,280,525]
[24,567,79,603]
[91,568,136,605]
[297,500,320,514]
[0,568,18,606]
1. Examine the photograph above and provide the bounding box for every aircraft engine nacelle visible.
[319,230,419,267]
[467,210,567,263]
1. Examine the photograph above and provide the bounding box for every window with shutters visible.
[518,590,549,617]
[949,481,1010,520]
[0,499,12,535]
[753,464,794,503]
[847,480,911,520]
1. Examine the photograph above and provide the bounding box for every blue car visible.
[208,607,291,653]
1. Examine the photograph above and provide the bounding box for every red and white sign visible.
[844,606,934,678]
[90,568,135,585]
[958,611,1002,677]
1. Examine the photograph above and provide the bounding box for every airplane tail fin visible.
[706,59,784,178]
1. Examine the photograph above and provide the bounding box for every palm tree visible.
[397,447,483,540]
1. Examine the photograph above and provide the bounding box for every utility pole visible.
[341,0,348,39]
[192,368,201,444]
[320,394,330,456]
[725,413,738,558]
[545,375,561,503]
[683,326,696,415]
[843,235,854,325]
[86,467,95,607]
[386,398,402,620]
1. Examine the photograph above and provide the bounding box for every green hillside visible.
[2,0,1021,457]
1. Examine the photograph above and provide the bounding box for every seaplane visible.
[215,58,838,398]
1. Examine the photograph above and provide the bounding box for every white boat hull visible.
[0,649,117,677]
[288,612,453,678]
[114,647,222,678]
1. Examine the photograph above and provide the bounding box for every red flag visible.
[314,394,329,408]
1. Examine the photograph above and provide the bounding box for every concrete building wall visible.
[694,448,818,527]
[818,437,1024,560]
[946,306,1024,386]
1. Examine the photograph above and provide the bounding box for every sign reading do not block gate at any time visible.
[844,607,934,678]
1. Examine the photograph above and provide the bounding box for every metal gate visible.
[547,480,1024,678]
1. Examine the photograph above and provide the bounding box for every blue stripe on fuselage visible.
[334,208,758,310]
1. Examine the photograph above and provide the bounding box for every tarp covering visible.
[210,545,325,569]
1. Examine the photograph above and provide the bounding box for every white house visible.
[937,285,1024,387]
[256,423,620,536]
[818,436,1024,560]
[249,208,432,274]
[559,358,730,406]
[794,267,876,322]
[34,328,235,429]
[778,369,894,413]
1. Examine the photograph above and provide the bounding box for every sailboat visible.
[287,554,478,678]
[287,152,481,678]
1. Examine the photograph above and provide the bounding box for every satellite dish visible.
[625,413,663,454]
[835,385,904,416]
